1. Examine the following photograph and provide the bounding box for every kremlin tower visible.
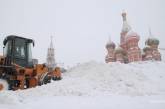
[105,11,161,63]
[46,36,56,71]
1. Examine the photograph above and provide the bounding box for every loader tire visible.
[0,79,8,91]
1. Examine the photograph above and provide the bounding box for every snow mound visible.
[0,60,165,104]
[66,61,165,96]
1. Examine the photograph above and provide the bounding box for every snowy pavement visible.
[1,95,165,109]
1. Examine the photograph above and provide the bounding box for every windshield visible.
[4,40,12,56]
[14,38,26,58]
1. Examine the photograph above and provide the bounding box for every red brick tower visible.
[125,31,142,62]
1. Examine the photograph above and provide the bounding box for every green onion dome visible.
[143,45,152,52]
[106,41,116,49]
[145,38,159,46]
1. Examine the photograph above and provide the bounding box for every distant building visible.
[105,11,161,63]
[46,36,56,71]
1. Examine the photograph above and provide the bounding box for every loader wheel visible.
[0,79,8,91]
[0,84,3,91]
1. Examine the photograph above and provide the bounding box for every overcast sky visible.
[0,0,165,67]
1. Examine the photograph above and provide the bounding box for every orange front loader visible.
[0,35,62,91]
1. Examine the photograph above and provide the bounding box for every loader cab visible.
[3,35,35,68]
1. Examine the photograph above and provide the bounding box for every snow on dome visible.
[126,30,140,42]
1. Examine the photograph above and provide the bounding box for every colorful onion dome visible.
[145,38,153,46]
[143,45,152,52]
[106,41,116,49]
[152,38,159,45]
[145,38,159,46]
[145,28,160,46]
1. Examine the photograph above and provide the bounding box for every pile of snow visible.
[65,61,165,96]
[0,61,164,101]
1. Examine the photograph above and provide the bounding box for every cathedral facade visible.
[105,12,161,63]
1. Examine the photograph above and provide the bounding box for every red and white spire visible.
[121,11,131,32]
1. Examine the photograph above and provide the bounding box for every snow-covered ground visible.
[0,50,165,109]
[1,95,165,109]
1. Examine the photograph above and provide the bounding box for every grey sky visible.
[0,0,165,67]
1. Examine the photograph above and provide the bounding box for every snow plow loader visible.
[0,35,61,91]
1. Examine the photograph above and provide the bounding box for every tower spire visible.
[121,10,131,32]
[46,36,56,71]
[122,10,127,21]
[108,35,111,42]
[50,36,54,48]
[148,27,153,38]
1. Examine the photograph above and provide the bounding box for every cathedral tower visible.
[125,31,142,62]
[120,11,131,50]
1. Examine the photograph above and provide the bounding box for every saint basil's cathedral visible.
[105,11,161,63]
